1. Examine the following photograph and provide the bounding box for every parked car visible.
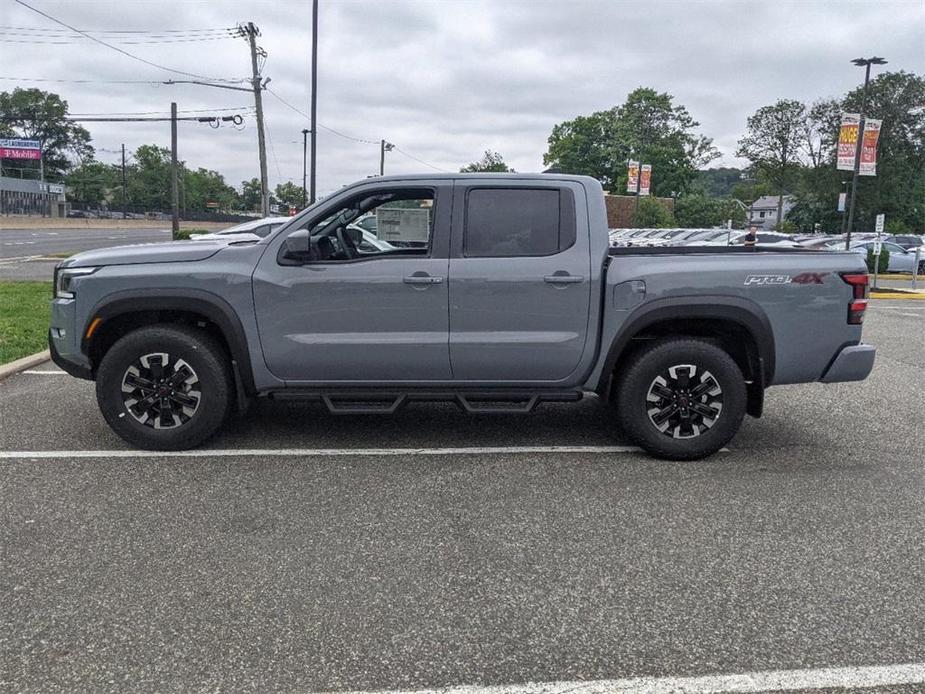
[885,234,925,251]
[50,173,875,461]
[847,241,925,274]
[190,217,290,241]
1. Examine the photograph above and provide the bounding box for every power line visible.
[11,0,242,83]
[0,25,237,34]
[265,87,450,172]
[0,35,237,45]
[392,146,450,173]
[68,107,254,116]
[0,76,168,84]
[266,88,377,145]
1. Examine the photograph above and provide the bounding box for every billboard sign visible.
[836,114,860,171]
[626,160,639,193]
[0,138,42,160]
[639,164,652,196]
[859,119,881,176]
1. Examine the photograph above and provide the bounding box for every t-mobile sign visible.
[0,138,42,160]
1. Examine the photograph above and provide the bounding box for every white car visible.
[190,217,290,241]
[846,241,925,274]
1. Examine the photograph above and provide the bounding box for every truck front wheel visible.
[95,324,233,450]
[614,338,746,460]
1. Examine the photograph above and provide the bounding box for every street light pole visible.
[379,139,394,176]
[844,56,886,249]
[301,128,309,208]
[309,0,318,205]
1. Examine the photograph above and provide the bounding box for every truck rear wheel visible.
[96,324,232,450]
[614,338,746,460]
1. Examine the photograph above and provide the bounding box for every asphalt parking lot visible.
[1,302,923,693]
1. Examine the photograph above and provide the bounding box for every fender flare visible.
[599,295,776,386]
[82,288,257,395]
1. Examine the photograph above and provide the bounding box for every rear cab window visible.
[464,187,576,257]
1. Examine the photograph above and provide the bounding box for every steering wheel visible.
[335,226,358,260]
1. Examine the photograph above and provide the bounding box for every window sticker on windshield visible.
[376,208,430,242]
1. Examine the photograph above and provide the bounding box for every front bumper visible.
[49,330,93,380]
[820,344,876,383]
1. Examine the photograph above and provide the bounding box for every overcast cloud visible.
[2,0,924,196]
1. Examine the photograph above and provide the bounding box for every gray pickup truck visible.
[50,174,875,459]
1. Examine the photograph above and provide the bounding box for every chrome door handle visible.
[544,274,584,284]
[403,275,444,284]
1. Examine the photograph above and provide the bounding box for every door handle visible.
[403,275,444,285]
[544,274,584,284]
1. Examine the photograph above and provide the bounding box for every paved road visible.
[0,227,173,280]
[0,303,923,693]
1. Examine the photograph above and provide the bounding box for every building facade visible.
[0,176,67,217]
[747,195,794,230]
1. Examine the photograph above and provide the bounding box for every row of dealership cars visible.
[610,227,925,274]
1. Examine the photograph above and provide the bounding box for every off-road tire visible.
[614,338,746,460]
[96,324,232,450]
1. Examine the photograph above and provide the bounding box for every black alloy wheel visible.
[121,352,201,429]
[646,364,723,440]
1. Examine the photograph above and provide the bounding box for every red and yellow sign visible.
[626,161,639,193]
[639,164,652,196]
[836,114,860,171]
[859,119,881,176]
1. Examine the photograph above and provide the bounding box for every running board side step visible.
[269,389,583,415]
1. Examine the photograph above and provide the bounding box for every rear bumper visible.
[820,344,876,383]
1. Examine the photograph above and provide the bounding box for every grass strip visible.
[0,281,52,364]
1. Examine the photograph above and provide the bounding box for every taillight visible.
[841,273,869,324]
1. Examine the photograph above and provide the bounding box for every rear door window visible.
[464,188,575,257]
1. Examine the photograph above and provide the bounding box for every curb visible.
[870,292,925,300]
[0,350,51,381]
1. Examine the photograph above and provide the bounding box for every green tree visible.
[183,168,239,212]
[460,150,514,173]
[65,160,119,207]
[273,181,306,209]
[736,99,808,224]
[544,87,719,195]
[674,194,746,228]
[633,197,676,228]
[240,178,262,211]
[693,167,745,197]
[841,71,925,233]
[0,88,93,179]
[125,145,172,211]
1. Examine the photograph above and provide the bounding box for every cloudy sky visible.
[2,0,924,196]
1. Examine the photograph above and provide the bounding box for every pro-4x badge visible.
[744,272,829,286]
[744,274,791,286]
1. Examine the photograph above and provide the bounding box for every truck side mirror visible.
[279,228,312,265]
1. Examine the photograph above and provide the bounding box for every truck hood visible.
[61,240,234,268]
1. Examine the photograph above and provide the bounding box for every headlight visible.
[54,266,98,299]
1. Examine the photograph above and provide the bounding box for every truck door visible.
[252,183,452,382]
[448,181,592,382]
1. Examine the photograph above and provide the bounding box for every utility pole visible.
[244,22,270,217]
[121,143,127,220]
[379,139,394,176]
[309,0,318,205]
[844,56,887,249]
[302,128,309,208]
[170,102,179,238]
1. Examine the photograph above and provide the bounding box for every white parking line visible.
[0,445,651,459]
[22,370,66,375]
[321,662,925,694]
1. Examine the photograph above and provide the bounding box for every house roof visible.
[751,195,795,210]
